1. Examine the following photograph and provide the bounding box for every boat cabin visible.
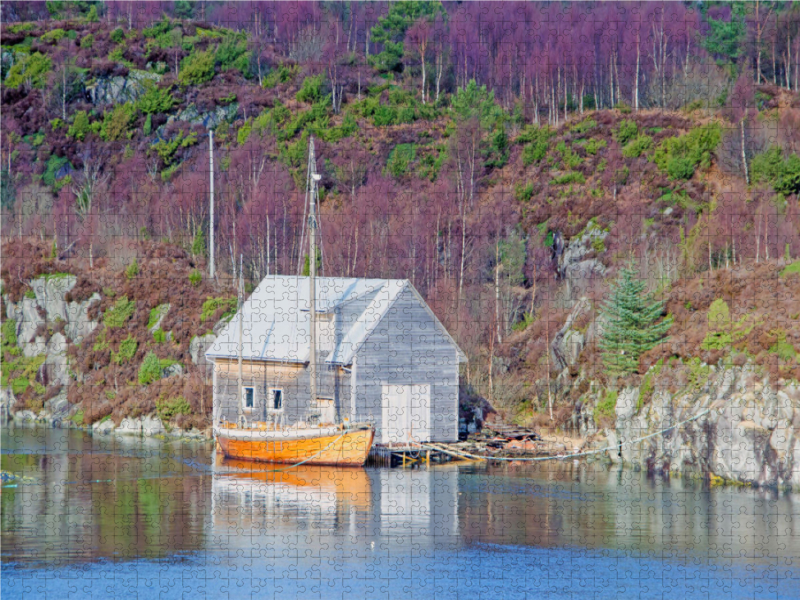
[205,276,467,443]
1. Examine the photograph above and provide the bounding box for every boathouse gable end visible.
[205,276,464,442]
[350,286,461,443]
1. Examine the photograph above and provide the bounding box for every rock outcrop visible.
[573,361,800,490]
[556,224,608,306]
[87,70,160,105]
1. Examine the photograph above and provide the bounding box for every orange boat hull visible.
[217,427,375,466]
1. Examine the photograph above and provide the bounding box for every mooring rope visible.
[414,408,713,463]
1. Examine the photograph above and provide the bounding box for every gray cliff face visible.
[2,276,101,423]
[574,363,800,490]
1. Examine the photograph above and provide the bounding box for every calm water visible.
[2,427,799,599]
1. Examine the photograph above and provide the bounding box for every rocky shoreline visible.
[4,409,213,441]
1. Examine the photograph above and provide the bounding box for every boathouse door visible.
[381,384,431,443]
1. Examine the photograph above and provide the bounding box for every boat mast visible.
[308,138,320,409]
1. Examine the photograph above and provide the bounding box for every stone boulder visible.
[551,296,591,371]
[44,332,70,387]
[162,363,184,378]
[44,391,72,425]
[13,410,38,424]
[117,415,165,436]
[141,415,166,436]
[30,275,77,322]
[92,419,115,434]
[190,333,216,375]
[0,386,16,422]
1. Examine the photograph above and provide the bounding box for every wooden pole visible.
[209,130,215,279]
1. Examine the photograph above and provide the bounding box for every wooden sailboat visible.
[214,138,375,466]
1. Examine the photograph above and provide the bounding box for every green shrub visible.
[108,43,127,62]
[522,140,548,165]
[42,155,70,188]
[263,63,298,88]
[296,74,324,103]
[100,103,136,141]
[201,297,237,322]
[571,119,597,134]
[780,260,800,277]
[387,143,416,179]
[551,171,585,185]
[2,319,18,348]
[652,123,721,180]
[514,182,534,202]
[582,138,606,156]
[686,357,710,391]
[70,409,85,427]
[152,328,167,343]
[92,329,109,352]
[137,82,175,114]
[110,28,125,43]
[189,269,202,287]
[622,135,653,158]
[11,376,30,395]
[113,335,138,364]
[125,258,139,280]
[179,50,215,85]
[68,111,91,140]
[595,390,618,424]
[104,297,136,328]
[559,145,582,169]
[80,33,94,48]
[147,304,169,329]
[769,329,797,361]
[138,352,162,385]
[615,119,638,145]
[156,396,192,421]
[215,34,249,74]
[4,52,51,89]
[40,29,67,43]
[372,104,398,126]
[751,147,800,196]
[701,298,732,350]
[151,130,198,166]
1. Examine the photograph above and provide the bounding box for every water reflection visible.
[3,428,800,599]
[1,427,210,564]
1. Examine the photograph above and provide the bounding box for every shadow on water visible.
[3,427,800,599]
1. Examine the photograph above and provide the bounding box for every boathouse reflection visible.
[210,459,461,549]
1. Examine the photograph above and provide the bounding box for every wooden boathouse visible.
[205,275,467,444]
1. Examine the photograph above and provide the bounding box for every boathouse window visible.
[242,386,255,409]
[269,388,283,411]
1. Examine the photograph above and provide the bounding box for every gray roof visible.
[205,275,465,365]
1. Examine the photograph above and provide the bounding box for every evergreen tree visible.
[598,265,673,374]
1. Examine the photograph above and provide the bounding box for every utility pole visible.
[209,130,215,279]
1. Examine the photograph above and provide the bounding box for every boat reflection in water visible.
[210,456,461,554]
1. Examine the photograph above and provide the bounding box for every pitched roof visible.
[205,275,465,365]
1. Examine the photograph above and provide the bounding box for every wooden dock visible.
[367,443,467,468]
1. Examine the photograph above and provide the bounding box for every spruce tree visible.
[598,265,673,374]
